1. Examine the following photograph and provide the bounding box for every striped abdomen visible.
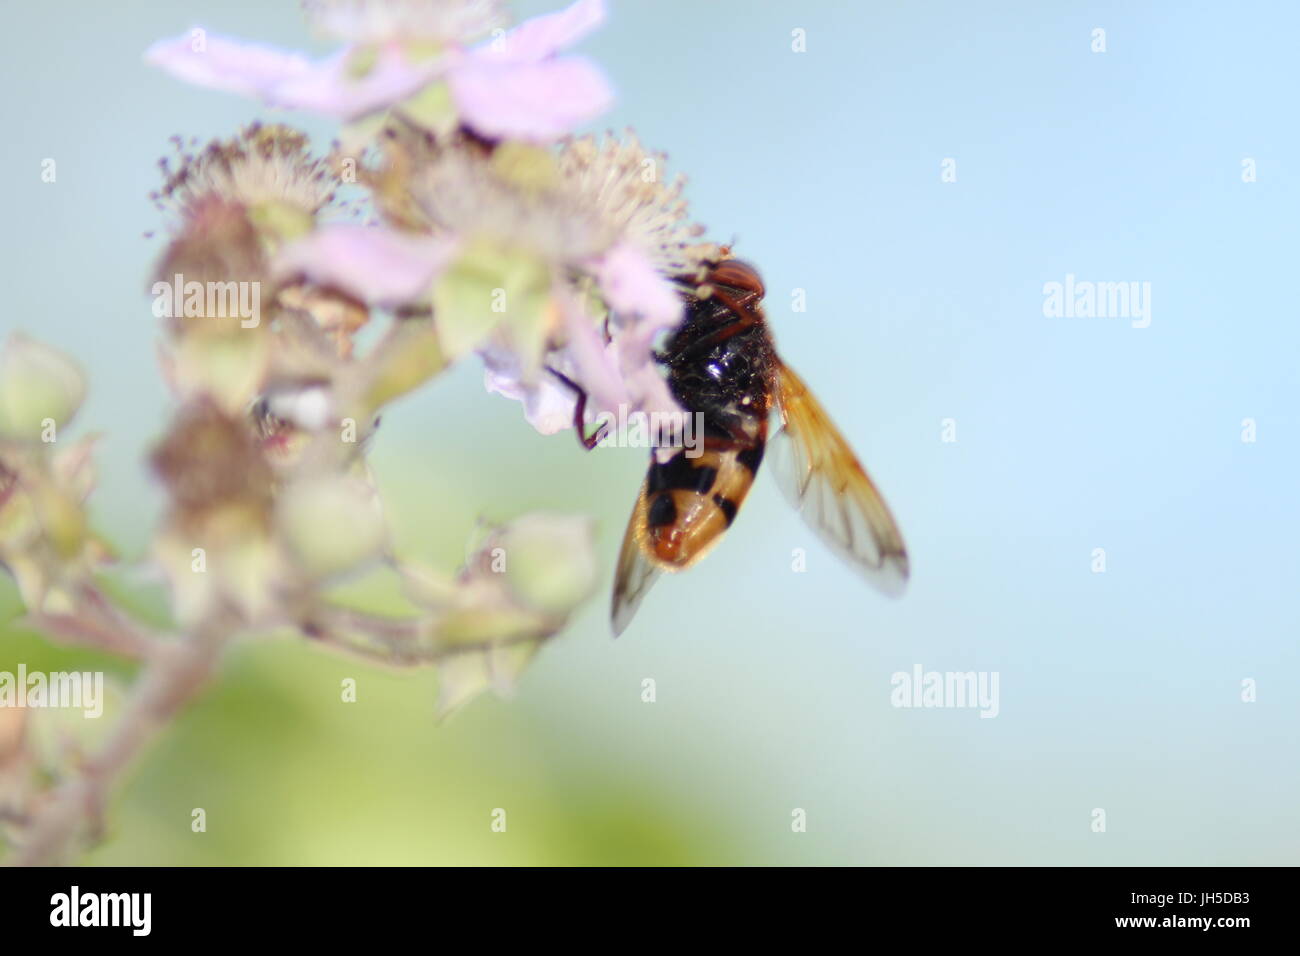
[643,436,766,567]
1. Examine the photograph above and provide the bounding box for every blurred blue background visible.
[1,0,1297,864]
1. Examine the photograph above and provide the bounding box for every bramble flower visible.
[149,125,353,413]
[0,335,105,616]
[152,125,337,233]
[149,401,283,625]
[273,130,718,436]
[151,124,339,289]
[144,0,612,141]
[0,435,107,616]
[4,0,724,865]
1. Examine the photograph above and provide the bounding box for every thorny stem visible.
[8,614,233,867]
[6,594,552,864]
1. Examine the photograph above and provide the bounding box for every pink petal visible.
[481,347,577,435]
[480,285,689,441]
[450,55,613,141]
[144,29,314,99]
[593,242,684,327]
[145,31,444,121]
[272,44,444,120]
[557,290,627,414]
[273,225,457,307]
[476,0,606,65]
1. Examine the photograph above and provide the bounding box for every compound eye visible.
[709,259,765,298]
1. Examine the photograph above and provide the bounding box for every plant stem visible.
[8,616,232,867]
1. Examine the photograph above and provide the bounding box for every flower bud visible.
[0,334,86,441]
[498,513,596,615]
[277,474,386,579]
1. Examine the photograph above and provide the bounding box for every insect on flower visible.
[604,256,910,635]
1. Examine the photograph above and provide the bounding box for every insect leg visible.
[546,366,610,451]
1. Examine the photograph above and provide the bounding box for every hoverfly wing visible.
[769,361,909,596]
[610,481,662,636]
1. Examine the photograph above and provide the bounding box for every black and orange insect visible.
[601,256,909,635]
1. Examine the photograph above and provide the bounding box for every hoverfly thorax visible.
[696,258,765,311]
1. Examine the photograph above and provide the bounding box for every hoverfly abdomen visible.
[642,446,754,566]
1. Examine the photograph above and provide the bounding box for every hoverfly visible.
[599,256,909,635]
